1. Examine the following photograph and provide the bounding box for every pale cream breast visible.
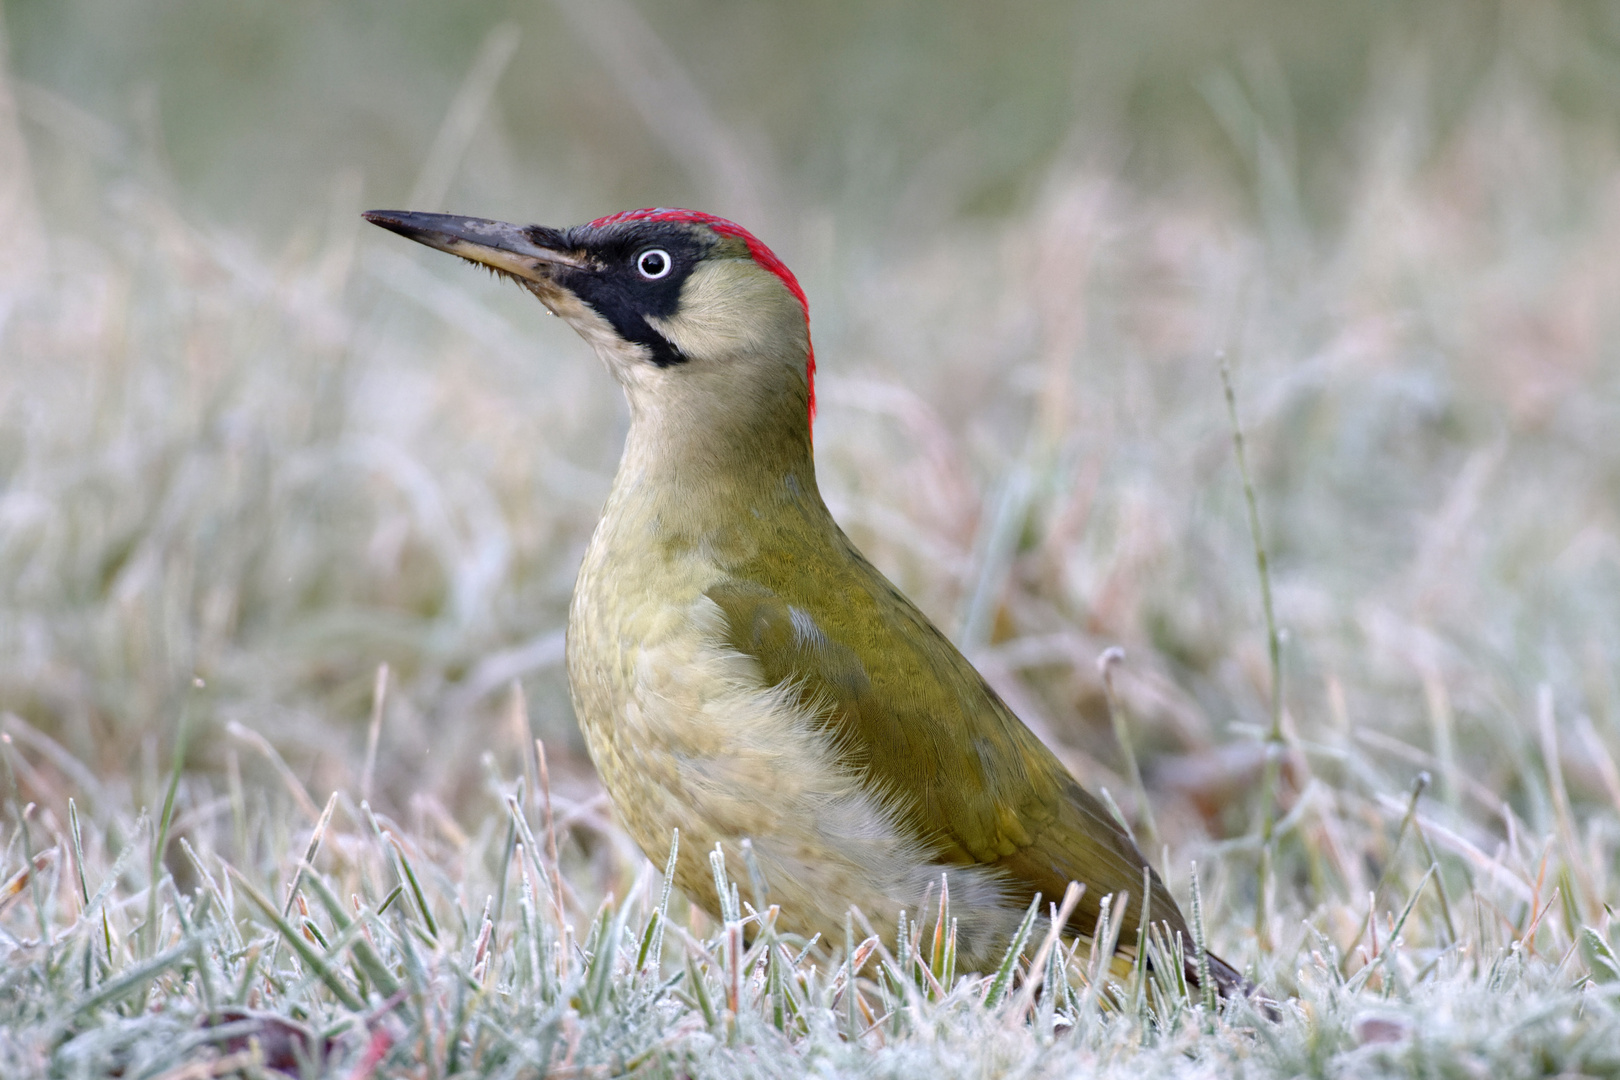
[566,504,1021,962]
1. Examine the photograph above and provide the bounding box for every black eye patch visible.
[557,225,713,368]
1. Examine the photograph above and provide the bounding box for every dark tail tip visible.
[1196,950,1282,1021]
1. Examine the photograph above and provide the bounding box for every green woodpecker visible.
[365,206,1247,996]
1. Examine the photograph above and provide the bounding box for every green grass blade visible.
[225,864,366,1011]
[66,934,206,1021]
[1190,863,1216,1012]
[146,693,191,958]
[984,893,1041,1009]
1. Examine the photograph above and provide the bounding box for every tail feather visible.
[1195,949,1247,996]
[1192,949,1280,1018]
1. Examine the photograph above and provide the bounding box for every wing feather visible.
[704,526,1191,947]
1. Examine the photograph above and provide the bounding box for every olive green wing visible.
[705,534,1189,946]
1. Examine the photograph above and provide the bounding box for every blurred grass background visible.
[3,0,1620,1033]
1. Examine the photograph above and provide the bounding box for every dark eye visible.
[636,248,672,280]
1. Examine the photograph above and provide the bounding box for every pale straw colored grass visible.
[4,3,1620,1075]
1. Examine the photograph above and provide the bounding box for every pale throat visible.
[611,368,820,543]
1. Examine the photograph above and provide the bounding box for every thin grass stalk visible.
[1006,881,1083,1026]
[1346,864,1437,994]
[1131,864,1152,1025]
[1098,787,1136,845]
[225,864,366,1010]
[517,859,542,993]
[225,722,322,823]
[930,872,950,985]
[1414,823,1460,944]
[846,905,928,1037]
[264,790,339,976]
[67,933,209,1021]
[1079,892,1128,1022]
[740,837,769,912]
[685,948,718,1031]
[984,894,1042,1008]
[843,911,859,1039]
[505,794,560,931]
[5,806,53,968]
[1189,863,1216,1013]
[388,833,438,941]
[958,456,1035,650]
[1339,772,1429,973]
[535,739,567,926]
[587,889,634,1014]
[1219,356,1286,954]
[650,828,678,975]
[145,693,191,958]
[168,877,217,1013]
[363,800,440,971]
[67,799,100,960]
[359,662,388,804]
[724,919,743,1041]
[492,810,516,933]
[179,838,241,952]
[895,907,910,991]
[1038,906,1062,1042]
[709,843,740,924]
[298,862,401,995]
[1099,647,1161,858]
[764,906,787,1030]
[69,811,145,969]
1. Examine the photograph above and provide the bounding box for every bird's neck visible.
[606,374,825,554]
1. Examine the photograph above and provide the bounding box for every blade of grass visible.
[71,812,146,960]
[1099,648,1161,858]
[66,933,209,1021]
[1341,772,1429,975]
[298,861,401,996]
[650,828,678,976]
[536,739,567,924]
[359,662,389,805]
[1219,356,1286,954]
[1006,881,1083,1026]
[366,801,438,942]
[2,734,54,965]
[1346,864,1437,994]
[179,838,242,952]
[225,864,366,1011]
[225,721,322,823]
[984,893,1042,1008]
[505,794,558,928]
[1189,863,1216,1013]
[930,872,950,986]
[168,876,218,1013]
[585,889,634,1014]
[267,790,339,973]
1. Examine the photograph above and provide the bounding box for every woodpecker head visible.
[364,208,815,451]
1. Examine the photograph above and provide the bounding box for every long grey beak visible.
[363,210,584,281]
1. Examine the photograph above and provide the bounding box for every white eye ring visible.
[636,248,673,279]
